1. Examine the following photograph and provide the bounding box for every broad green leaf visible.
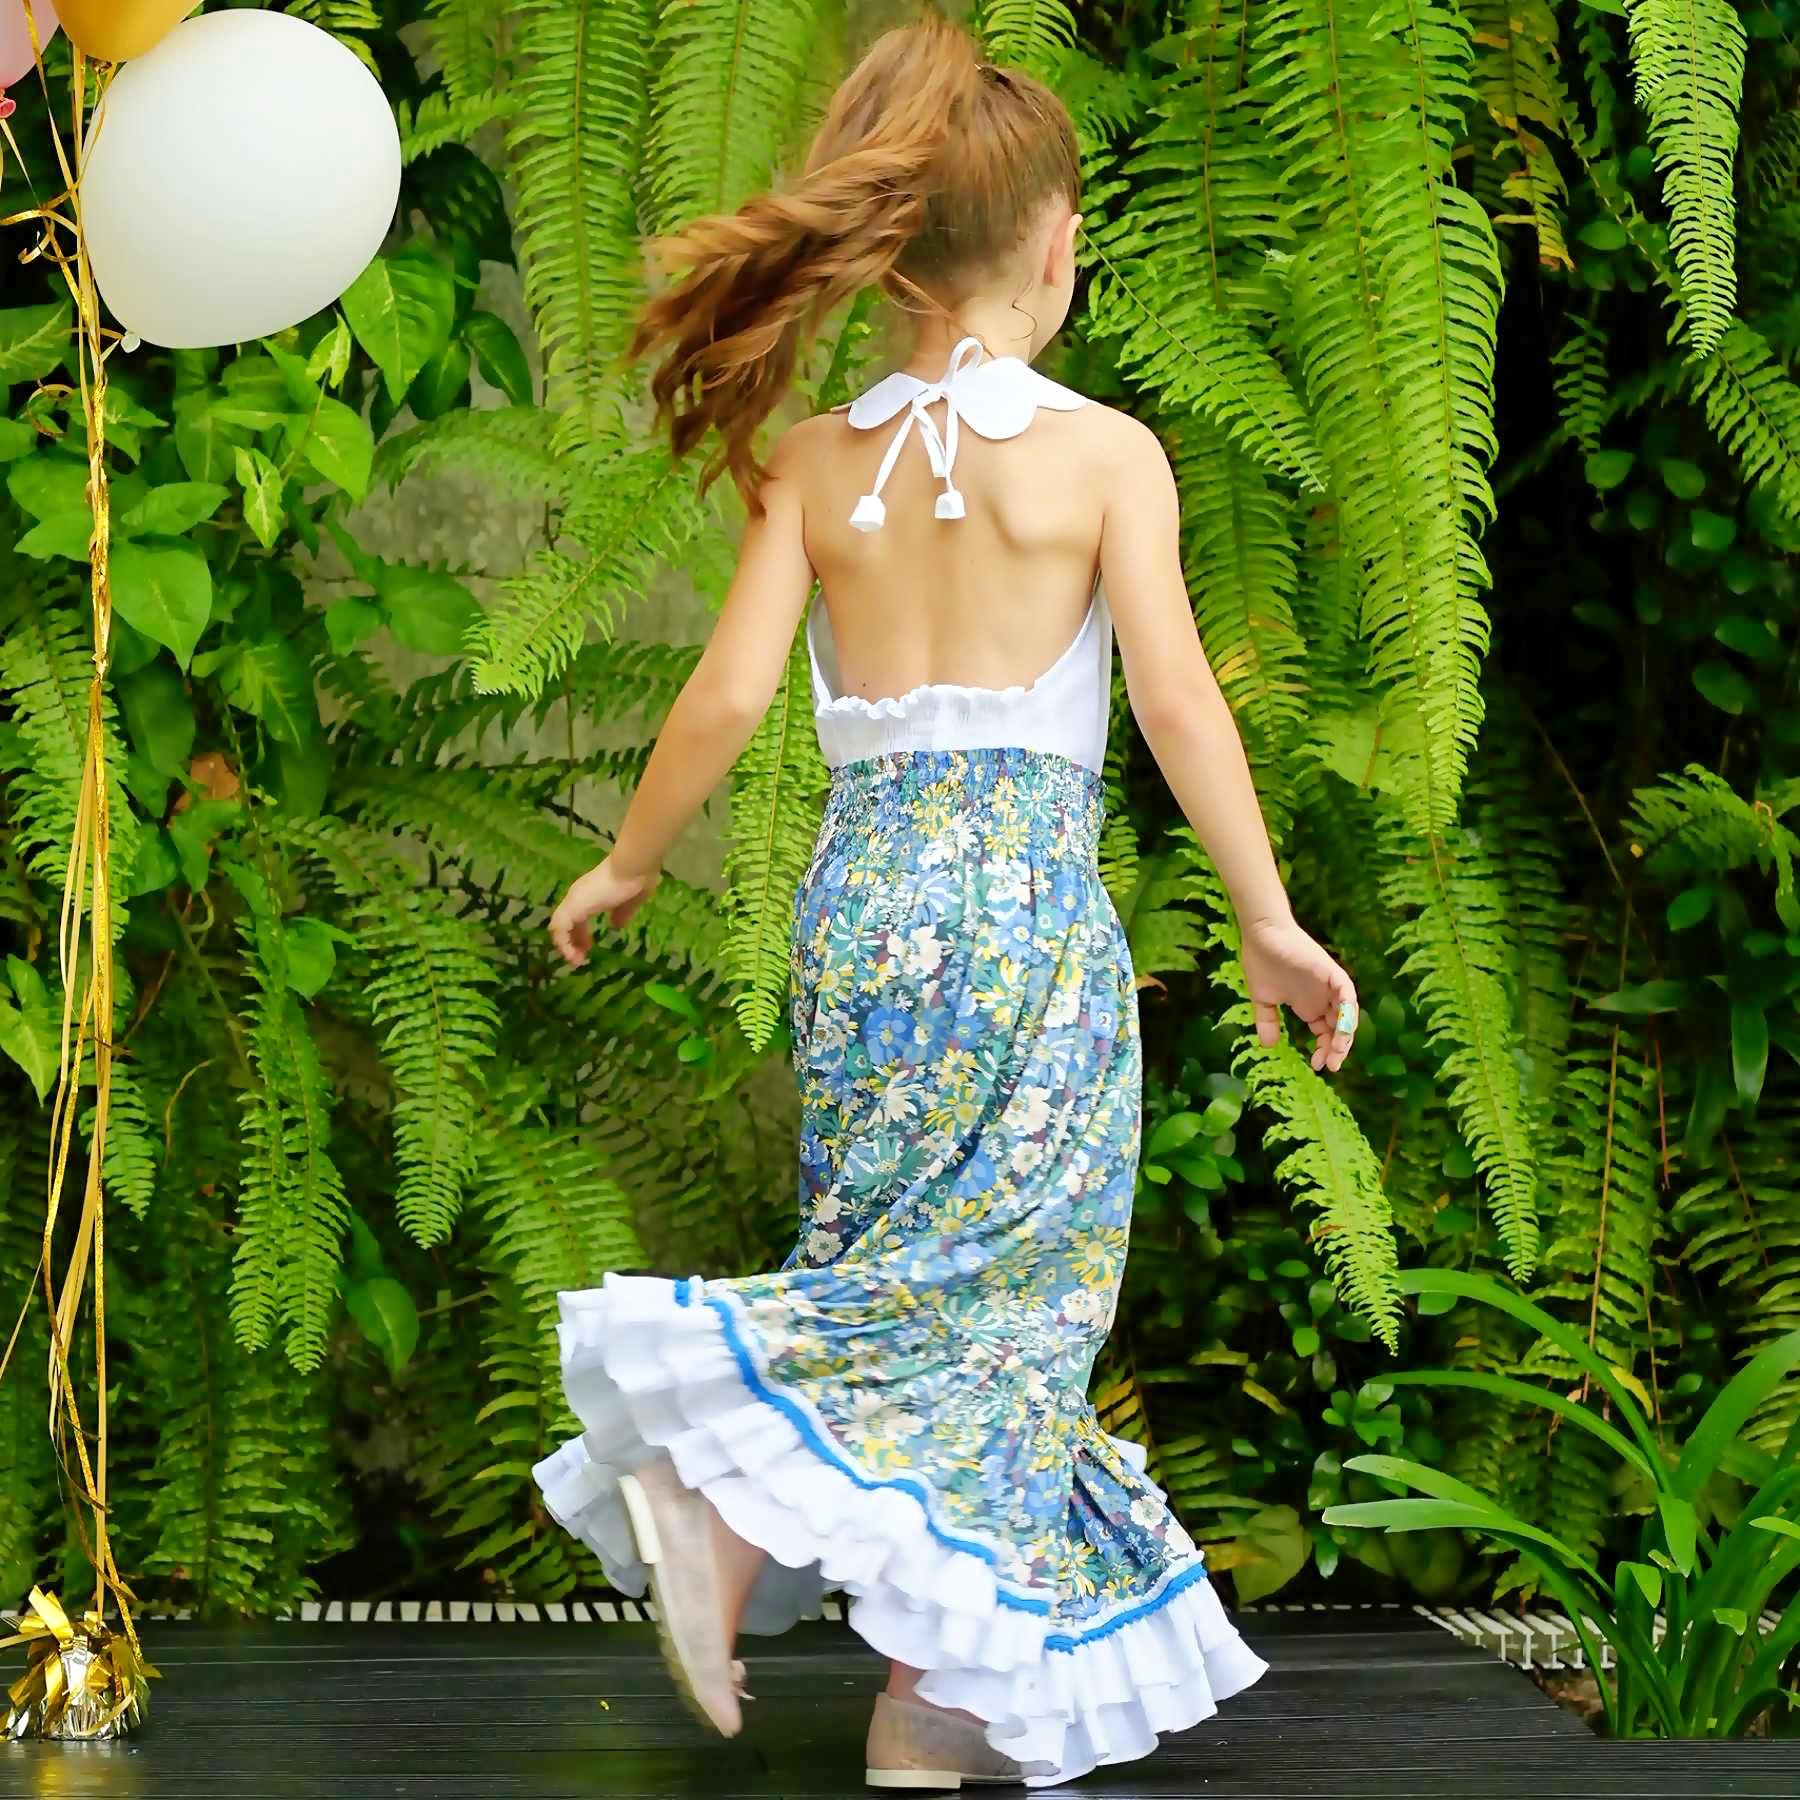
[286,398,374,501]
[234,446,286,550]
[1691,509,1738,552]
[1590,979,1692,1014]
[0,957,58,1101]
[1578,217,1629,252]
[120,481,230,538]
[305,316,353,390]
[464,309,534,406]
[15,512,93,561]
[1667,884,1716,930]
[1694,659,1757,714]
[1732,1003,1770,1105]
[173,392,249,483]
[0,302,72,384]
[325,595,383,656]
[110,541,212,669]
[199,634,320,747]
[1659,1494,1698,1576]
[284,916,339,999]
[1219,1504,1307,1605]
[1660,458,1706,498]
[341,1274,421,1378]
[1714,1608,1749,1635]
[1145,1111,1207,1160]
[1586,448,1634,489]
[118,660,195,777]
[1750,1517,1800,1542]
[1622,1560,1663,1608]
[378,563,479,656]
[125,828,181,900]
[410,339,471,420]
[167,797,241,893]
[8,453,88,520]
[1715,615,1781,662]
[340,247,457,403]
[0,417,39,460]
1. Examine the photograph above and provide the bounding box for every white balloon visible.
[81,11,400,350]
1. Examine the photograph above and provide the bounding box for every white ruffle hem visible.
[532,1274,1268,1786]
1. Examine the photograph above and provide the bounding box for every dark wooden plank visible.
[3,1623,1793,1799]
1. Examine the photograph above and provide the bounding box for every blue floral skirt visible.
[535,749,1266,1783]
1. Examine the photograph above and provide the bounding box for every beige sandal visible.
[865,1692,1025,1790]
[617,1459,750,1738]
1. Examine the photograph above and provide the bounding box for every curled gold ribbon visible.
[0,34,153,1737]
[0,1587,154,1739]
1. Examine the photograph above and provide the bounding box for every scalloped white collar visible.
[837,337,1088,532]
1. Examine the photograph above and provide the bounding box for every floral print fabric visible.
[723,747,1203,1629]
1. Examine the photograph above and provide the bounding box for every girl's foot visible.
[617,1459,748,1737]
[865,1692,1024,1791]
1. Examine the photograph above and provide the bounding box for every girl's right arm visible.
[1099,415,1358,1074]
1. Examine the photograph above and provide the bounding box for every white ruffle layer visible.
[532,1274,1268,1786]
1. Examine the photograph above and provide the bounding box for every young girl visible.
[537,16,1357,1791]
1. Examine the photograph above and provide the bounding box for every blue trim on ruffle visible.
[673,1277,1212,1651]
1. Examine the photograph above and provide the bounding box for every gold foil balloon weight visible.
[1,1589,154,1740]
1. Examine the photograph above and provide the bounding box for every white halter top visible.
[807,337,1113,775]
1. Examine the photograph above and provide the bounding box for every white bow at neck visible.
[842,336,1089,533]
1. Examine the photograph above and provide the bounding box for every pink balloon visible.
[0,0,60,89]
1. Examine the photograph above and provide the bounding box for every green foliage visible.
[722,637,827,1050]
[1623,0,1745,353]
[1326,1270,1800,1739]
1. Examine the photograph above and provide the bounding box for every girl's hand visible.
[549,858,660,967]
[1241,915,1358,1074]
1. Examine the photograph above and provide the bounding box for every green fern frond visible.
[553,637,702,732]
[1675,1087,1800,1449]
[469,439,713,699]
[1468,702,1571,1117]
[1466,0,1574,270]
[1552,300,1610,460]
[0,571,139,917]
[0,1118,57,1596]
[1169,420,1307,840]
[1187,837,1399,1338]
[978,0,1077,65]
[1084,243,1324,491]
[1097,669,1139,914]
[1684,323,1800,521]
[1531,1010,1663,1374]
[1381,826,1539,1277]
[1628,764,1800,893]
[508,0,654,437]
[1117,844,1213,986]
[87,1056,157,1220]
[221,857,351,1373]
[428,0,507,104]
[375,404,564,498]
[976,0,1144,151]
[644,0,824,230]
[128,1191,350,1614]
[724,634,828,1050]
[396,90,520,165]
[1257,0,1502,838]
[283,0,380,70]
[278,818,501,1247]
[1745,109,1800,221]
[1623,0,1745,355]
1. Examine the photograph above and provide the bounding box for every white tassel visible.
[934,489,966,521]
[849,493,887,533]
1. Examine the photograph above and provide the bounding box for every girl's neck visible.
[904,298,1039,378]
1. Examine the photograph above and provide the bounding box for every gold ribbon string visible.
[0,35,152,1734]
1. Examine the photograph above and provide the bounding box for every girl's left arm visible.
[550,460,814,967]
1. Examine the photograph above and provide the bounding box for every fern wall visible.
[1,0,1798,1616]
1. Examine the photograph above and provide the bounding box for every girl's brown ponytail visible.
[630,15,1080,503]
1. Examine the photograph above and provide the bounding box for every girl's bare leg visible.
[708,1499,768,1640]
[884,1660,984,1726]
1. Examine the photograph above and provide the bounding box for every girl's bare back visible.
[784,385,1130,702]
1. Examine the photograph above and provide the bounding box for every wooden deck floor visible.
[3,1616,1796,1797]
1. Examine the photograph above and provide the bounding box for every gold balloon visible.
[56,0,200,63]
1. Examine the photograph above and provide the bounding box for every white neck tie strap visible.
[849,336,985,533]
